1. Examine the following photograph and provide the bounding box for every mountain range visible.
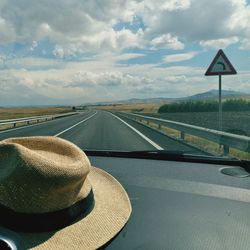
[0,88,248,107]
[183,89,247,101]
[88,89,248,106]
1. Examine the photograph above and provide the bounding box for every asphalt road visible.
[0,110,203,153]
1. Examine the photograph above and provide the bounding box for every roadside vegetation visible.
[0,107,73,131]
[93,103,162,113]
[158,99,250,113]
[0,107,72,120]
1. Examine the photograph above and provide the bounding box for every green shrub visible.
[158,99,250,113]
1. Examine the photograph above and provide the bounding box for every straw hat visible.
[0,136,132,250]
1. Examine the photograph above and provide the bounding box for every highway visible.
[0,110,204,153]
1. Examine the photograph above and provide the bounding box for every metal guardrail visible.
[119,112,250,155]
[0,112,78,128]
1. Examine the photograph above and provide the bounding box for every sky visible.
[0,0,250,106]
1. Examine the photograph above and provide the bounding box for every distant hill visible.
[87,89,249,106]
[181,89,247,101]
[3,87,246,107]
[117,97,173,104]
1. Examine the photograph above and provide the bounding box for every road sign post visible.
[205,49,237,131]
[219,74,222,131]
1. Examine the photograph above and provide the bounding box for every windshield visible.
[0,0,250,161]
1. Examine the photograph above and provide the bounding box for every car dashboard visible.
[88,154,250,250]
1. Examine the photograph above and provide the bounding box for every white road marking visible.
[0,113,93,135]
[54,112,97,137]
[110,113,164,150]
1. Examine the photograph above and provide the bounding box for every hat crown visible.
[0,137,91,213]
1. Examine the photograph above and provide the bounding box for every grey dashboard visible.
[89,156,250,250]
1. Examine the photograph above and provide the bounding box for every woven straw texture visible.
[0,137,132,250]
[0,137,91,213]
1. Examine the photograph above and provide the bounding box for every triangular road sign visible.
[205,49,237,76]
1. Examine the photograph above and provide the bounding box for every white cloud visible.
[0,0,143,54]
[78,28,143,51]
[163,52,198,63]
[113,53,145,61]
[69,71,153,88]
[0,0,249,105]
[0,17,15,44]
[53,46,65,59]
[240,38,250,49]
[0,0,249,54]
[200,37,239,49]
[142,0,250,49]
[46,28,144,58]
[151,33,184,50]
[143,0,190,12]
[4,52,249,105]
[30,41,38,51]
[5,52,209,103]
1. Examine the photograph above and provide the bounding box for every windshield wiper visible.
[85,149,249,168]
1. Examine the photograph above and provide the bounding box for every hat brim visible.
[18,166,132,250]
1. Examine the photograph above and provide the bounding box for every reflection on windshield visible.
[0,0,250,161]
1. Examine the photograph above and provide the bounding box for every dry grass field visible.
[93,103,162,113]
[0,107,72,120]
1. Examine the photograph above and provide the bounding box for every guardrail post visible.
[121,112,250,155]
[223,145,229,156]
[0,112,75,130]
[180,131,185,140]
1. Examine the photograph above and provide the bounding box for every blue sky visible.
[0,0,250,106]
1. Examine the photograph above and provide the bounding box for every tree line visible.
[158,99,250,113]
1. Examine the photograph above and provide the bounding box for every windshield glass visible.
[0,0,250,161]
